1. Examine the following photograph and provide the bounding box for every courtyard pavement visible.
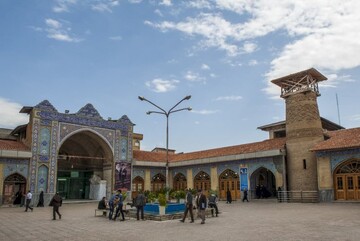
[0,199,359,241]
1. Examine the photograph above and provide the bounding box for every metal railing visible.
[277,191,319,203]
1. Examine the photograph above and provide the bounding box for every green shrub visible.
[158,193,167,206]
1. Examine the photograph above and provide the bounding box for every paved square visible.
[0,200,359,241]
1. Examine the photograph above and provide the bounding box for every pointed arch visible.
[173,173,187,191]
[334,158,360,201]
[151,173,166,192]
[37,165,48,192]
[219,169,240,200]
[194,171,211,196]
[3,173,26,205]
[250,167,276,199]
[132,176,144,199]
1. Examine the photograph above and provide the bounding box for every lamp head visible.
[138,96,145,101]
[188,107,192,111]
[146,111,151,115]
[184,95,191,100]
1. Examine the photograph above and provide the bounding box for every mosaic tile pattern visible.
[248,158,276,176]
[330,152,360,172]
[150,168,166,178]
[37,165,48,192]
[30,118,40,193]
[39,128,50,156]
[121,138,127,160]
[1,159,29,178]
[49,121,58,193]
[192,166,211,177]
[133,168,145,179]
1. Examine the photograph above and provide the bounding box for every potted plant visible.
[158,193,167,215]
[174,190,186,203]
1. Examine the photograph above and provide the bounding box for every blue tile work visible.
[114,130,121,162]
[127,132,133,160]
[59,123,115,147]
[248,158,277,176]
[49,121,58,193]
[171,168,187,178]
[1,159,29,178]
[150,168,166,179]
[121,139,127,160]
[217,163,239,176]
[133,168,145,179]
[37,165,48,192]
[30,118,40,193]
[39,128,50,156]
[76,103,103,119]
[328,151,360,172]
[192,166,211,177]
[35,100,58,112]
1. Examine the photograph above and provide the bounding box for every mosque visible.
[0,68,359,205]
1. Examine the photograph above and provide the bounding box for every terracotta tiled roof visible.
[0,140,30,151]
[133,138,286,163]
[311,128,360,151]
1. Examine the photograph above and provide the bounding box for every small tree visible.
[158,193,167,206]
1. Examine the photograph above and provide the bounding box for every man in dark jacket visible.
[50,192,62,220]
[208,193,219,217]
[180,189,194,223]
[197,189,207,224]
[135,191,146,220]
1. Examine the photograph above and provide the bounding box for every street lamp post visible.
[138,95,192,195]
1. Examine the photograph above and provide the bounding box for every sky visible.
[1,0,360,153]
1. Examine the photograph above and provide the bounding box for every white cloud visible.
[53,0,77,13]
[0,98,28,128]
[129,0,142,3]
[159,0,172,6]
[44,18,82,42]
[109,36,122,41]
[91,0,119,13]
[242,42,257,53]
[154,9,163,17]
[147,0,360,96]
[248,60,258,66]
[191,109,219,115]
[184,71,204,82]
[215,95,242,101]
[201,64,210,70]
[186,0,212,9]
[145,78,179,92]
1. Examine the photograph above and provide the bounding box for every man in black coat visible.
[197,189,207,224]
[50,192,62,220]
[180,189,194,223]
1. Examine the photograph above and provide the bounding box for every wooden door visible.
[356,175,360,200]
[335,175,345,200]
[346,175,355,200]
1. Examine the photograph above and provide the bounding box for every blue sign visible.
[240,168,248,191]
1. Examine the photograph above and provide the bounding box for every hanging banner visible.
[240,167,248,191]
[115,162,131,191]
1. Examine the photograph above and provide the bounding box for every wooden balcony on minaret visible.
[271,68,327,98]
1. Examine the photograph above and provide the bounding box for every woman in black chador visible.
[37,191,44,207]
[226,188,232,204]
[13,190,22,205]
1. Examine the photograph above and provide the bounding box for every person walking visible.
[197,189,207,224]
[24,191,33,212]
[135,191,146,220]
[242,188,249,202]
[208,193,219,217]
[226,188,232,204]
[49,192,62,220]
[114,192,125,221]
[108,192,119,221]
[37,190,44,207]
[180,189,194,223]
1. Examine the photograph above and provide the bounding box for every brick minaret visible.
[272,68,326,191]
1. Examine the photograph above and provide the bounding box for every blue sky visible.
[1,0,360,153]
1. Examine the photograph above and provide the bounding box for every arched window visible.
[151,173,166,192]
[173,173,187,191]
[219,169,240,200]
[194,171,210,194]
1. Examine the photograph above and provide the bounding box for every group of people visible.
[17,190,63,220]
[180,189,219,225]
[255,185,271,199]
[98,190,147,221]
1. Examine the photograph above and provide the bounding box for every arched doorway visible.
[151,173,165,192]
[334,159,360,200]
[3,173,26,205]
[219,169,240,201]
[57,130,113,200]
[132,176,144,199]
[173,173,187,191]
[194,171,210,196]
[250,167,276,198]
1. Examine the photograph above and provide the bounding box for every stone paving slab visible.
[0,200,359,241]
